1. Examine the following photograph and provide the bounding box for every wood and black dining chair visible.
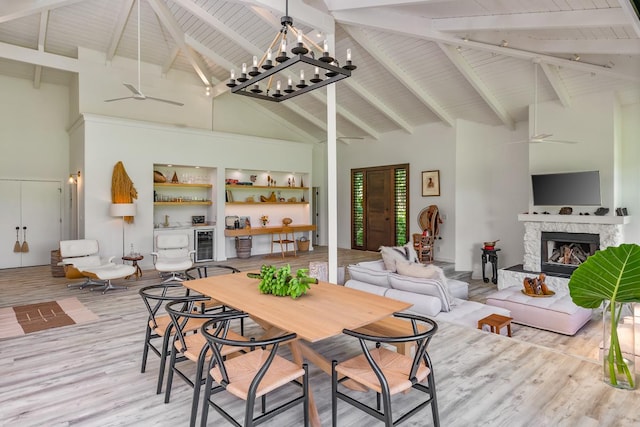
[164,298,247,427]
[200,312,309,427]
[138,283,206,394]
[331,313,440,427]
[184,263,244,336]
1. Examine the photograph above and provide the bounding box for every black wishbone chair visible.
[184,263,244,336]
[164,298,247,427]
[332,312,439,427]
[139,283,204,394]
[200,312,309,427]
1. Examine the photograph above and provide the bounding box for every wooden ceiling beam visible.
[438,43,515,130]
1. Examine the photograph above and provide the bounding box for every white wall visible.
[620,102,640,243]
[80,115,313,267]
[455,120,529,275]
[337,123,457,262]
[529,92,616,212]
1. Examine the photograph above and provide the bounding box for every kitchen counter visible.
[154,221,216,229]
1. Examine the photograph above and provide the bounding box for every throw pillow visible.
[347,265,391,288]
[379,244,419,271]
[388,274,451,312]
[395,262,455,308]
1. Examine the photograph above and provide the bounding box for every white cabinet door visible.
[0,180,62,268]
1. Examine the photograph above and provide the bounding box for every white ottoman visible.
[485,287,593,335]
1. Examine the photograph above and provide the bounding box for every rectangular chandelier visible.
[226,1,356,102]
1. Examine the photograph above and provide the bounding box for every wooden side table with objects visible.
[122,255,143,280]
[478,313,513,337]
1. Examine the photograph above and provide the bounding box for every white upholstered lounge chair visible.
[151,234,195,283]
[60,239,135,294]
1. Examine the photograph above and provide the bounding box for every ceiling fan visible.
[513,61,578,145]
[105,0,183,106]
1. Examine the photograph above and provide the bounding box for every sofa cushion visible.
[395,261,455,307]
[385,288,442,317]
[379,244,419,271]
[356,260,387,271]
[343,280,389,296]
[447,278,469,300]
[485,288,592,335]
[344,280,442,317]
[347,264,391,288]
[388,273,452,312]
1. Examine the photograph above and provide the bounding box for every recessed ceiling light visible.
[500,40,508,47]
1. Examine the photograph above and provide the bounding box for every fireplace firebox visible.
[540,232,599,276]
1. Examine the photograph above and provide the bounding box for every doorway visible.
[351,164,409,251]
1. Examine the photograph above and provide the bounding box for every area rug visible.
[0,297,99,339]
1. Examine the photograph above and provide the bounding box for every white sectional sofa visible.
[345,259,511,330]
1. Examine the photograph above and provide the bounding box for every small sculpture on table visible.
[522,273,554,296]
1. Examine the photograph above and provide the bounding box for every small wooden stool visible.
[477,313,513,337]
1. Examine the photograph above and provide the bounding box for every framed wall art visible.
[422,170,440,197]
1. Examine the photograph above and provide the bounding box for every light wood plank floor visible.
[1,247,638,426]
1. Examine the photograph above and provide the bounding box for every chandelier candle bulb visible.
[285,77,294,93]
[297,69,307,88]
[347,49,351,61]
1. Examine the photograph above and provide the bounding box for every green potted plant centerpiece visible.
[568,243,640,389]
[248,264,317,299]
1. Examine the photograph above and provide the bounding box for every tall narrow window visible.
[394,167,408,245]
[351,164,409,250]
[351,171,365,248]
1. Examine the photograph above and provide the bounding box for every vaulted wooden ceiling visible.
[1,0,639,142]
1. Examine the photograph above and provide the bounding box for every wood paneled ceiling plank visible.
[146,0,211,86]
[618,0,640,38]
[438,43,515,129]
[333,8,640,82]
[344,25,455,127]
[431,9,631,32]
[106,0,135,61]
[324,0,438,11]
[343,77,413,133]
[0,0,87,24]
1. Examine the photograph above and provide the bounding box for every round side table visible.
[122,255,143,280]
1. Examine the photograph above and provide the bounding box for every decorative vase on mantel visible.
[602,301,636,389]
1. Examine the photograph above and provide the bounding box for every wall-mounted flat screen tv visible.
[531,171,601,206]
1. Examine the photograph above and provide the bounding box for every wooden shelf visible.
[226,202,308,205]
[154,201,212,206]
[226,185,308,190]
[154,183,212,188]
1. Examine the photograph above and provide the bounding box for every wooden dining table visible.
[182,272,411,427]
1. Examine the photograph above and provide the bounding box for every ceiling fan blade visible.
[104,96,136,102]
[123,83,143,96]
[531,133,553,140]
[145,96,185,106]
[539,139,579,144]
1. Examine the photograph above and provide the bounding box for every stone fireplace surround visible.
[498,214,630,298]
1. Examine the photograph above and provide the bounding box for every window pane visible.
[394,168,408,245]
[352,171,364,248]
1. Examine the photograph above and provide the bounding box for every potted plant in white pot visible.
[568,243,640,389]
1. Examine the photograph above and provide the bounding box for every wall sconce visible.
[69,171,81,184]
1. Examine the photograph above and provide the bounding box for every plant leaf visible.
[569,243,640,308]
